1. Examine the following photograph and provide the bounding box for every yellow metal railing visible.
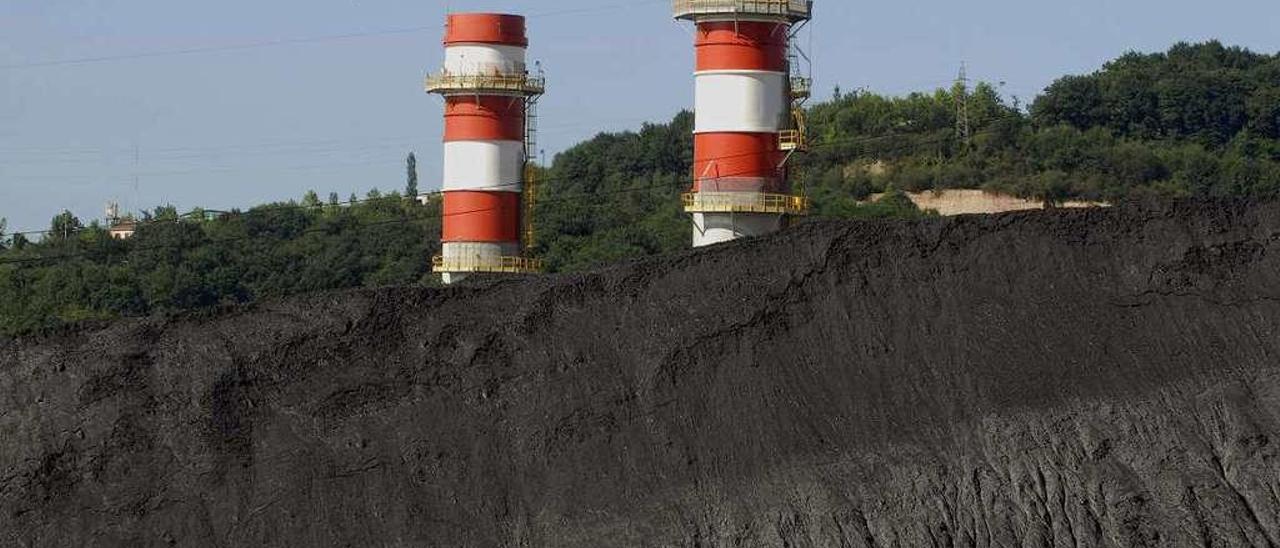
[790,76,812,100]
[779,107,808,151]
[425,72,546,95]
[673,0,812,20]
[432,255,543,274]
[779,129,803,151]
[683,192,809,215]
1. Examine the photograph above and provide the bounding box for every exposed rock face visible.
[2,200,1279,547]
[867,189,1108,215]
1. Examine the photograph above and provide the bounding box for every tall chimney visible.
[426,13,544,283]
[674,0,813,247]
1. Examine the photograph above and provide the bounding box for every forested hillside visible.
[536,41,1280,270]
[0,193,441,335]
[801,40,1279,203]
[2,42,1277,334]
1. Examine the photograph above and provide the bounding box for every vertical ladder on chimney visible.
[522,94,540,255]
[784,28,813,197]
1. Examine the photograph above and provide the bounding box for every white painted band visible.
[444,44,527,76]
[441,241,520,258]
[694,71,787,133]
[442,140,525,192]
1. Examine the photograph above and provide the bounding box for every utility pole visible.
[133,140,141,210]
[954,62,971,149]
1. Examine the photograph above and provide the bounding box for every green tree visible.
[1034,171,1074,206]
[152,205,180,222]
[406,152,419,198]
[48,210,83,241]
[1031,41,1275,145]
[1247,88,1280,139]
[534,111,693,271]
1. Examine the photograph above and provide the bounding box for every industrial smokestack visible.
[426,13,544,284]
[674,0,813,247]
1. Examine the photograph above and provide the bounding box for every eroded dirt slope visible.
[3,200,1280,547]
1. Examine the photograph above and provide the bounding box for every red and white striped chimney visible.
[674,1,812,247]
[426,13,544,284]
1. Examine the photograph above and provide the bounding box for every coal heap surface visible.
[3,200,1280,547]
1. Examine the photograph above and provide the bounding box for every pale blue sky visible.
[1,0,1276,234]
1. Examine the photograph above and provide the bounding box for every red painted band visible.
[693,132,785,192]
[444,96,525,142]
[695,21,787,72]
[444,14,528,47]
[442,191,522,242]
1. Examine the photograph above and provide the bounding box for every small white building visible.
[108,219,137,240]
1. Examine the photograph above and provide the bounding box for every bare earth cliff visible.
[2,200,1279,547]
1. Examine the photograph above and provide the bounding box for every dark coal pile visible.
[3,200,1280,547]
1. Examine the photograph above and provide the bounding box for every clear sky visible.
[1,0,1276,234]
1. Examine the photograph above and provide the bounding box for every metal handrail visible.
[779,107,808,151]
[425,72,546,95]
[673,0,813,21]
[779,129,803,151]
[683,191,809,215]
[432,255,543,274]
[790,76,812,99]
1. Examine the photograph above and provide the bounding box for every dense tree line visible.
[537,42,1279,269]
[2,42,1277,335]
[0,192,440,334]
[531,113,694,271]
[803,41,1280,203]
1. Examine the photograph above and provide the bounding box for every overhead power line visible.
[0,27,436,70]
[3,117,1014,239]
[0,116,659,170]
[955,62,972,149]
[0,0,669,70]
[526,0,668,18]
[0,118,1014,257]
[0,174,689,265]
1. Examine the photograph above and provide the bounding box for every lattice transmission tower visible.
[955,62,972,149]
